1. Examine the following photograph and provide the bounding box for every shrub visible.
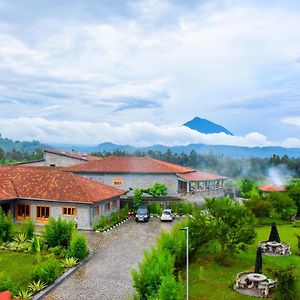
[110,212,117,225]
[28,280,47,293]
[44,217,74,248]
[0,209,14,243]
[69,233,88,261]
[0,272,14,293]
[49,245,68,258]
[243,197,272,218]
[13,233,28,243]
[158,275,183,300]
[32,259,61,284]
[132,247,175,299]
[99,215,107,229]
[272,265,298,300]
[15,289,33,300]
[22,218,35,239]
[61,257,78,268]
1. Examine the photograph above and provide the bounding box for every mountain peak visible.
[183,117,233,135]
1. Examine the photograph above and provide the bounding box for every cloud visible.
[0,117,299,148]
[0,0,299,141]
[282,116,300,127]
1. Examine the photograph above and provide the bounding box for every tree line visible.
[91,149,300,179]
[0,147,43,165]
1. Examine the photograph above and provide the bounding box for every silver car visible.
[160,209,175,222]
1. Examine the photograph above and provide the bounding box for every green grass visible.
[0,250,60,291]
[187,224,300,299]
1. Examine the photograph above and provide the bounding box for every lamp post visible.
[180,226,189,299]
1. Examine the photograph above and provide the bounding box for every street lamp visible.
[180,226,189,299]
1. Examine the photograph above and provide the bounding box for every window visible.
[113,178,123,186]
[62,207,77,216]
[36,206,50,222]
[112,200,118,209]
[105,202,111,212]
[96,205,101,215]
[17,204,30,220]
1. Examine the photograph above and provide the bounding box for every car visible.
[135,205,150,222]
[160,209,175,222]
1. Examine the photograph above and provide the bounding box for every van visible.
[135,205,150,222]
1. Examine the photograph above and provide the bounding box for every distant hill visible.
[0,134,49,153]
[183,117,233,135]
[61,142,300,158]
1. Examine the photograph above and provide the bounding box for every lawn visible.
[0,250,60,291]
[187,224,300,300]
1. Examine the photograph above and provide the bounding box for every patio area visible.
[234,271,276,298]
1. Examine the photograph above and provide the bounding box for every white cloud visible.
[282,116,300,127]
[0,1,299,141]
[0,117,299,148]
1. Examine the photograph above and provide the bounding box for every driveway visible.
[45,218,174,300]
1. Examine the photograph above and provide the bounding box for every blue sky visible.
[0,0,299,147]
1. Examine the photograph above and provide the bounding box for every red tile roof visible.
[64,156,195,174]
[259,184,287,192]
[0,166,124,203]
[177,170,226,181]
[44,148,102,161]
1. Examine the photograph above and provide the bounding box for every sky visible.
[0,0,299,147]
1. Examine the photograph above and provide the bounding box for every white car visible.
[160,209,175,222]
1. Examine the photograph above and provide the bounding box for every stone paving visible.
[44,218,174,300]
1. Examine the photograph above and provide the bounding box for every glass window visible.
[17,204,30,220]
[62,207,76,216]
[36,206,50,222]
[113,178,123,186]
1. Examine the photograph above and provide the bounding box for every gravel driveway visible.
[45,218,174,300]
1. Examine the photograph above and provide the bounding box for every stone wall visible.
[83,173,179,196]
[43,152,86,167]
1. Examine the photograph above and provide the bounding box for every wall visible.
[14,199,92,230]
[83,173,179,196]
[90,197,120,225]
[43,152,86,167]
[14,197,121,230]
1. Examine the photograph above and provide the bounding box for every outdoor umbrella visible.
[268,222,281,243]
[254,247,263,274]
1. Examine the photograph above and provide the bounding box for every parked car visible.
[160,209,175,222]
[135,205,150,222]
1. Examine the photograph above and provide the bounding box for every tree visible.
[205,197,256,260]
[133,188,143,211]
[147,183,168,198]
[243,196,272,218]
[287,180,300,217]
[240,179,258,198]
[268,192,297,220]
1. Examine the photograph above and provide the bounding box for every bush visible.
[109,212,117,225]
[132,247,176,299]
[22,218,35,239]
[0,272,14,293]
[44,217,74,248]
[32,258,61,284]
[244,197,272,218]
[69,233,88,261]
[0,209,14,243]
[272,265,298,300]
[158,275,183,300]
[99,215,107,229]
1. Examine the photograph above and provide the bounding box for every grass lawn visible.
[0,250,61,291]
[187,224,300,300]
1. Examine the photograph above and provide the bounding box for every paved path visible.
[45,218,173,300]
